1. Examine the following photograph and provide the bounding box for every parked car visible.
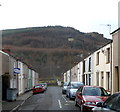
[92,92,120,112]
[75,85,110,112]
[32,85,45,95]
[66,82,84,100]
[62,82,69,94]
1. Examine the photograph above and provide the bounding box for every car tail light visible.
[82,100,85,104]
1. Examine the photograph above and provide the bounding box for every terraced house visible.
[0,50,39,100]
[93,42,112,92]
[111,28,120,93]
[64,28,120,94]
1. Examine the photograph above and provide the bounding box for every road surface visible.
[17,86,80,111]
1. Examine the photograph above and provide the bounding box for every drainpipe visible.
[110,41,112,94]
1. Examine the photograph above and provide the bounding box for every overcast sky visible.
[0,0,119,39]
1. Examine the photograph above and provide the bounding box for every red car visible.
[75,86,110,112]
[32,85,45,95]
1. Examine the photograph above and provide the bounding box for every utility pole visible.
[68,37,74,83]
[106,24,111,34]
[100,24,111,39]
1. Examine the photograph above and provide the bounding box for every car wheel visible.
[68,93,70,98]
[75,98,78,106]
[69,93,72,100]
[69,96,72,100]
[62,90,65,94]
[80,104,83,112]
[66,93,68,97]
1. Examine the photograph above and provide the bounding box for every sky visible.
[0,0,119,39]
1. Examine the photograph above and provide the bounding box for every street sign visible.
[14,68,20,74]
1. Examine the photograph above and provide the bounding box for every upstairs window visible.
[106,48,110,63]
[88,57,91,72]
[96,52,100,65]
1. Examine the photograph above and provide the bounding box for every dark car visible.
[92,92,120,112]
[32,85,45,95]
[62,82,69,94]
[75,85,110,112]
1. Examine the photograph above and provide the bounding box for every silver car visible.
[62,82,69,94]
[66,82,84,100]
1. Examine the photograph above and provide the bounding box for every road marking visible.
[10,105,20,112]
[20,100,25,106]
[69,100,75,103]
[62,95,68,102]
[58,99,62,108]
[64,103,69,105]
[10,97,27,112]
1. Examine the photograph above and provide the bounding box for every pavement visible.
[2,90,33,112]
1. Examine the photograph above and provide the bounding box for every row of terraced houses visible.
[63,28,120,94]
[0,50,39,100]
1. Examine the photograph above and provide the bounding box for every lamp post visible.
[68,37,74,83]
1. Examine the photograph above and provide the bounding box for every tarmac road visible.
[16,86,80,111]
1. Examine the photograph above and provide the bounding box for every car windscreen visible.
[42,84,46,86]
[38,83,47,86]
[34,85,42,88]
[64,82,68,86]
[71,83,83,89]
[83,87,109,96]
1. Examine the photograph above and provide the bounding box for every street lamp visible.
[68,37,74,83]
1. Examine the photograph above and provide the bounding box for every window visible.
[83,60,85,72]
[101,72,104,87]
[86,74,91,85]
[96,52,100,65]
[83,74,85,85]
[88,74,91,85]
[88,57,91,72]
[106,48,110,63]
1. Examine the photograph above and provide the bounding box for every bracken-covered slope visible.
[2,26,111,80]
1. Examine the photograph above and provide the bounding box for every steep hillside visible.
[2,26,111,79]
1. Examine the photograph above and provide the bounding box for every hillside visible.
[2,26,111,80]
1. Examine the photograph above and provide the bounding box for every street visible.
[16,86,80,111]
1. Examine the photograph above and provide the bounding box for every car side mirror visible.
[79,92,82,95]
[96,102,103,107]
[106,90,111,94]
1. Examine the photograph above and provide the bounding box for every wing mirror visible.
[79,92,82,95]
[96,102,103,107]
